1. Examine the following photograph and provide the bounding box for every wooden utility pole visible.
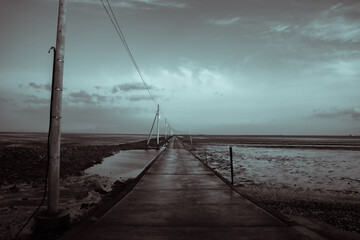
[190,131,193,147]
[165,118,167,140]
[146,105,159,147]
[230,147,234,185]
[156,104,160,149]
[48,0,67,214]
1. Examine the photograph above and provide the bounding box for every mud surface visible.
[0,134,166,239]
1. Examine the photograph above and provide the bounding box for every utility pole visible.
[146,105,159,147]
[34,0,69,234]
[165,118,167,140]
[156,104,160,149]
[230,147,234,185]
[190,131,193,147]
[48,0,67,215]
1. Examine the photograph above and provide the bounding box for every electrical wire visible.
[101,0,157,105]
[101,0,184,136]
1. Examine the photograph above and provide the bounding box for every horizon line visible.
[0,131,358,137]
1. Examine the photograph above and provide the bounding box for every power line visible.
[100,0,157,105]
[100,0,186,135]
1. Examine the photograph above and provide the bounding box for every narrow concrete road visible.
[73,137,326,239]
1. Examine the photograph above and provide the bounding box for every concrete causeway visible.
[70,137,327,239]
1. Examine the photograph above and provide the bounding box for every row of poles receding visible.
[146,104,174,149]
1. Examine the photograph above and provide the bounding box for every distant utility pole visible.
[146,105,159,147]
[156,104,160,149]
[48,0,67,214]
[190,131,193,147]
[165,118,167,140]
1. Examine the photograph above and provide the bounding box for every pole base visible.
[34,209,70,237]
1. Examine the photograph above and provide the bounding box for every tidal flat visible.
[181,135,360,236]
[0,132,165,239]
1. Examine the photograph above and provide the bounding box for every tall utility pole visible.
[156,104,160,149]
[48,0,67,214]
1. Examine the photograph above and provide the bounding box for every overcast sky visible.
[1,0,359,135]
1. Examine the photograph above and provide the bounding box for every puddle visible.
[85,149,160,182]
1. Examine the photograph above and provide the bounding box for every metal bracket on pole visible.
[48,46,56,54]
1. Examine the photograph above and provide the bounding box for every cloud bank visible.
[313,107,360,121]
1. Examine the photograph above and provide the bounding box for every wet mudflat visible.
[181,135,360,234]
[0,133,165,239]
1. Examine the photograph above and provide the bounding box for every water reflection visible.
[85,149,159,181]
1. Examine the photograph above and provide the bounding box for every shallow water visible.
[85,149,159,182]
[195,142,360,194]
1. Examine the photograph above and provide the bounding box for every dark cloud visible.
[67,90,108,104]
[110,96,123,102]
[111,86,119,94]
[313,107,360,120]
[28,82,51,91]
[0,103,152,133]
[108,0,188,10]
[22,95,49,104]
[127,95,153,102]
[112,83,153,93]
[92,93,107,102]
[68,90,94,104]
[120,83,147,92]
[66,0,188,11]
